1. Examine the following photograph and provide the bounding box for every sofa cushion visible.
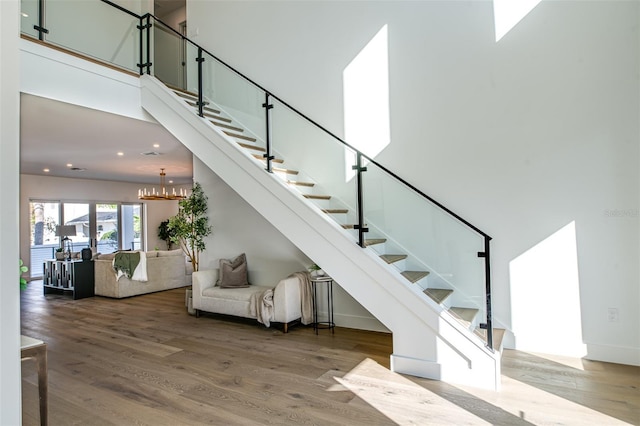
[218,253,249,288]
[202,285,268,302]
[157,249,183,257]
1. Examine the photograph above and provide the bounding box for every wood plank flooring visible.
[20,282,639,425]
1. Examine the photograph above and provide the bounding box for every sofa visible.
[192,269,312,332]
[94,249,192,298]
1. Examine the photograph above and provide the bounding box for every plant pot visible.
[55,252,65,260]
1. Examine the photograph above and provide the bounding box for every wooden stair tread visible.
[380,254,407,264]
[174,90,198,101]
[401,270,430,283]
[449,307,479,327]
[424,288,453,304]
[203,111,232,123]
[212,121,244,132]
[224,130,256,142]
[273,167,299,175]
[287,180,314,187]
[185,100,221,115]
[253,154,284,164]
[304,194,331,200]
[169,85,198,98]
[341,224,354,229]
[364,238,386,247]
[238,142,266,152]
[322,209,348,214]
[474,327,506,350]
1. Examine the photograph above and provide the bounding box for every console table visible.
[43,259,94,299]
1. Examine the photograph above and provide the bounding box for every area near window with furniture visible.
[2,0,638,424]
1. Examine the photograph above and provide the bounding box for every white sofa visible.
[192,269,305,332]
[95,249,192,298]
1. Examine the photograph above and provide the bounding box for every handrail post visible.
[196,47,205,117]
[34,0,49,41]
[136,14,152,75]
[478,236,493,350]
[262,92,274,173]
[352,153,369,247]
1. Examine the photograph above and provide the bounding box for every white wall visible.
[193,157,387,331]
[20,174,182,272]
[0,0,21,422]
[188,0,640,364]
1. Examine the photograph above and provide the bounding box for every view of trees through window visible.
[29,200,144,278]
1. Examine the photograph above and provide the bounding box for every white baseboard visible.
[585,343,640,366]
[390,354,441,379]
[327,311,390,333]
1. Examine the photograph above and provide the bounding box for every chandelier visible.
[138,168,188,201]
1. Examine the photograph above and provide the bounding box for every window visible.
[29,200,145,278]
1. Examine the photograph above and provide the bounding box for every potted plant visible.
[168,182,212,272]
[157,219,174,250]
[308,263,325,277]
[55,247,65,260]
[19,259,28,290]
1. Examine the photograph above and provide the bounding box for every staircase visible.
[141,75,503,390]
[164,85,504,351]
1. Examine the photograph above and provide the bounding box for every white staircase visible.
[140,75,502,390]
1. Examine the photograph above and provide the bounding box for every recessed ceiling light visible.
[153,143,160,148]
[117,152,124,156]
[43,168,49,173]
[66,163,73,167]
[21,12,29,17]
[168,180,174,184]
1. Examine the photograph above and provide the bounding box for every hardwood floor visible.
[20,282,639,425]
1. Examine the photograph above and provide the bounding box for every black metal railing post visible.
[478,236,493,350]
[136,14,152,75]
[196,47,205,117]
[33,0,49,41]
[352,153,369,247]
[262,92,275,173]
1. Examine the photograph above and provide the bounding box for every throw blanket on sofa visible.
[250,271,313,328]
[251,288,274,327]
[290,271,313,325]
[113,252,148,282]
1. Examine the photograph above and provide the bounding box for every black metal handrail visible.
[140,12,491,240]
[35,0,494,350]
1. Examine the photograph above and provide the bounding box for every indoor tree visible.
[168,182,212,272]
[157,220,174,250]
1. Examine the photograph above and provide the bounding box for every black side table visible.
[311,275,335,334]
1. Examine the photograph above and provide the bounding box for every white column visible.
[0,0,22,423]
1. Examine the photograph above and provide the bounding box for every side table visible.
[311,275,335,334]
[21,335,47,426]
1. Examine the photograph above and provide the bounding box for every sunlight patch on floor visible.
[524,351,587,371]
[328,358,491,425]
[453,375,632,425]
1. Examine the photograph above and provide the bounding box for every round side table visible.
[311,275,335,334]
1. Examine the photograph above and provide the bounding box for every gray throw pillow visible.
[218,253,249,288]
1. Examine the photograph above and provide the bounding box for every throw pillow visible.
[218,253,249,288]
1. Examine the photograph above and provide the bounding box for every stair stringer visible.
[140,75,501,391]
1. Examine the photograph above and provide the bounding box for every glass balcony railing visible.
[20,0,495,349]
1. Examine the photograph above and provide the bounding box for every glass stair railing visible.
[20,0,499,350]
